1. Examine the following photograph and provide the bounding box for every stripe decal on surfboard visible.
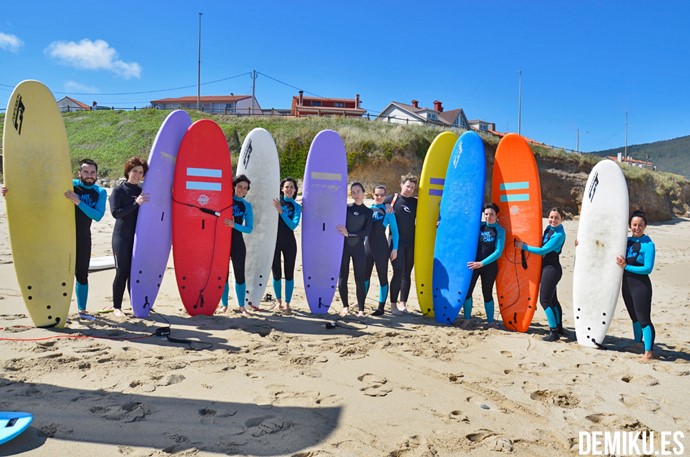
[500,181,529,190]
[500,193,530,202]
[429,189,443,196]
[186,181,222,191]
[310,171,342,181]
[429,177,445,185]
[187,167,222,178]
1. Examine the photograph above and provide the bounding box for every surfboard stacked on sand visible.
[573,159,629,347]
[232,128,280,309]
[2,80,75,328]
[414,132,457,317]
[432,131,486,325]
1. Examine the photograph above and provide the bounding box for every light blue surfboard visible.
[432,131,486,324]
[0,412,32,445]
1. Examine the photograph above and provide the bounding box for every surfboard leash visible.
[149,310,214,351]
[172,197,233,314]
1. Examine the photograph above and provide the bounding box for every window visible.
[334,102,345,108]
[311,101,322,107]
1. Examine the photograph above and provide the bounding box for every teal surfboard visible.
[0,412,32,444]
[432,131,486,324]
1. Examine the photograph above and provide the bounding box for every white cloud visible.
[45,38,141,79]
[64,80,99,94]
[0,32,23,52]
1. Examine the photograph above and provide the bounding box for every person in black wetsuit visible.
[65,158,107,320]
[616,210,656,361]
[365,184,399,316]
[108,157,149,317]
[337,182,373,318]
[271,177,302,315]
[383,173,418,315]
[219,175,254,316]
[516,207,567,342]
[462,203,506,327]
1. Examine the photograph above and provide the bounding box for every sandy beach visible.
[1,194,689,457]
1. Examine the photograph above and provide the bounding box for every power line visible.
[256,71,325,98]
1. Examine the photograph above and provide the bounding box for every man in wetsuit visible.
[64,158,107,319]
[383,174,418,315]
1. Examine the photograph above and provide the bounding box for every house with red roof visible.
[469,119,496,132]
[150,94,261,115]
[376,99,469,129]
[291,91,366,117]
[57,96,91,112]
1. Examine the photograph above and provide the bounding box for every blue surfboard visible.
[432,131,486,324]
[0,412,32,445]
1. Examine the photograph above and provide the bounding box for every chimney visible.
[355,93,360,109]
[411,99,419,108]
[433,100,443,112]
[298,90,304,106]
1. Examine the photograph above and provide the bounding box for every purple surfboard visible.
[130,110,192,317]
[301,130,348,314]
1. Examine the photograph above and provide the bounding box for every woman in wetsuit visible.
[616,210,656,361]
[463,203,505,327]
[109,157,149,317]
[365,184,399,316]
[516,207,566,341]
[271,177,302,314]
[337,182,373,318]
[220,175,254,316]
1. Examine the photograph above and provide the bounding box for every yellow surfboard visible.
[3,80,75,328]
[414,131,457,316]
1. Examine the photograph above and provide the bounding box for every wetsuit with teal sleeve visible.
[383,193,417,305]
[222,196,254,308]
[463,221,506,322]
[522,224,566,331]
[272,196,302,303]
[73,179,107,312]
[364,203,400,312]
[109,182,142,310]
[622,235,656,351]
[339,202,373,312]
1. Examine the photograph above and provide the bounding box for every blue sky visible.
[1,1,689,152]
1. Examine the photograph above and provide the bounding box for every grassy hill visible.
[1,109,689,221]
[591,135,690,179]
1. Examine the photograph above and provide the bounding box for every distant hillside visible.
[591,135,690,178]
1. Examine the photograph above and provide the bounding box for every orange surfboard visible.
[492,134,542,332]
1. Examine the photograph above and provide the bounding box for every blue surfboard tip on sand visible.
[0,412,33,445]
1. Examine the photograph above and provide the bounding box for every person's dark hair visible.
[374,184,387,194]
[280,177,298,197]
[549,207,566,219]
[483,202,499,214]
[79,158,98,172]
[233,174,251,190]
[350,182,365,193]
[400,173,418,185]
[124,156,148,179]
[629,210,648,226]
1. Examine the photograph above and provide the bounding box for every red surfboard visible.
[172,120,233,316]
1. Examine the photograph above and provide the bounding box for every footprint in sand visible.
[466,430,513,452]
[529,389,580,408]
[619,394,661,413]
[620,374,659,386]
[89,402,150,422]
[357,373,392,397]
[585,413,648,431]
[245,415,290,437]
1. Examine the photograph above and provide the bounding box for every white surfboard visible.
[89,255,116,271]
[233,128,280,308]
[573,159,629,348]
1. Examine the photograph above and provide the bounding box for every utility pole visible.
[625,112,629,161]
[197,12,203,111]
[250,70,257,115]
[517,70,522,135]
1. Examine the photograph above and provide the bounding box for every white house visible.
[57,96,91,112]
[469,119,496,132]
[150,95,261,115]
[376,100,469,129]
